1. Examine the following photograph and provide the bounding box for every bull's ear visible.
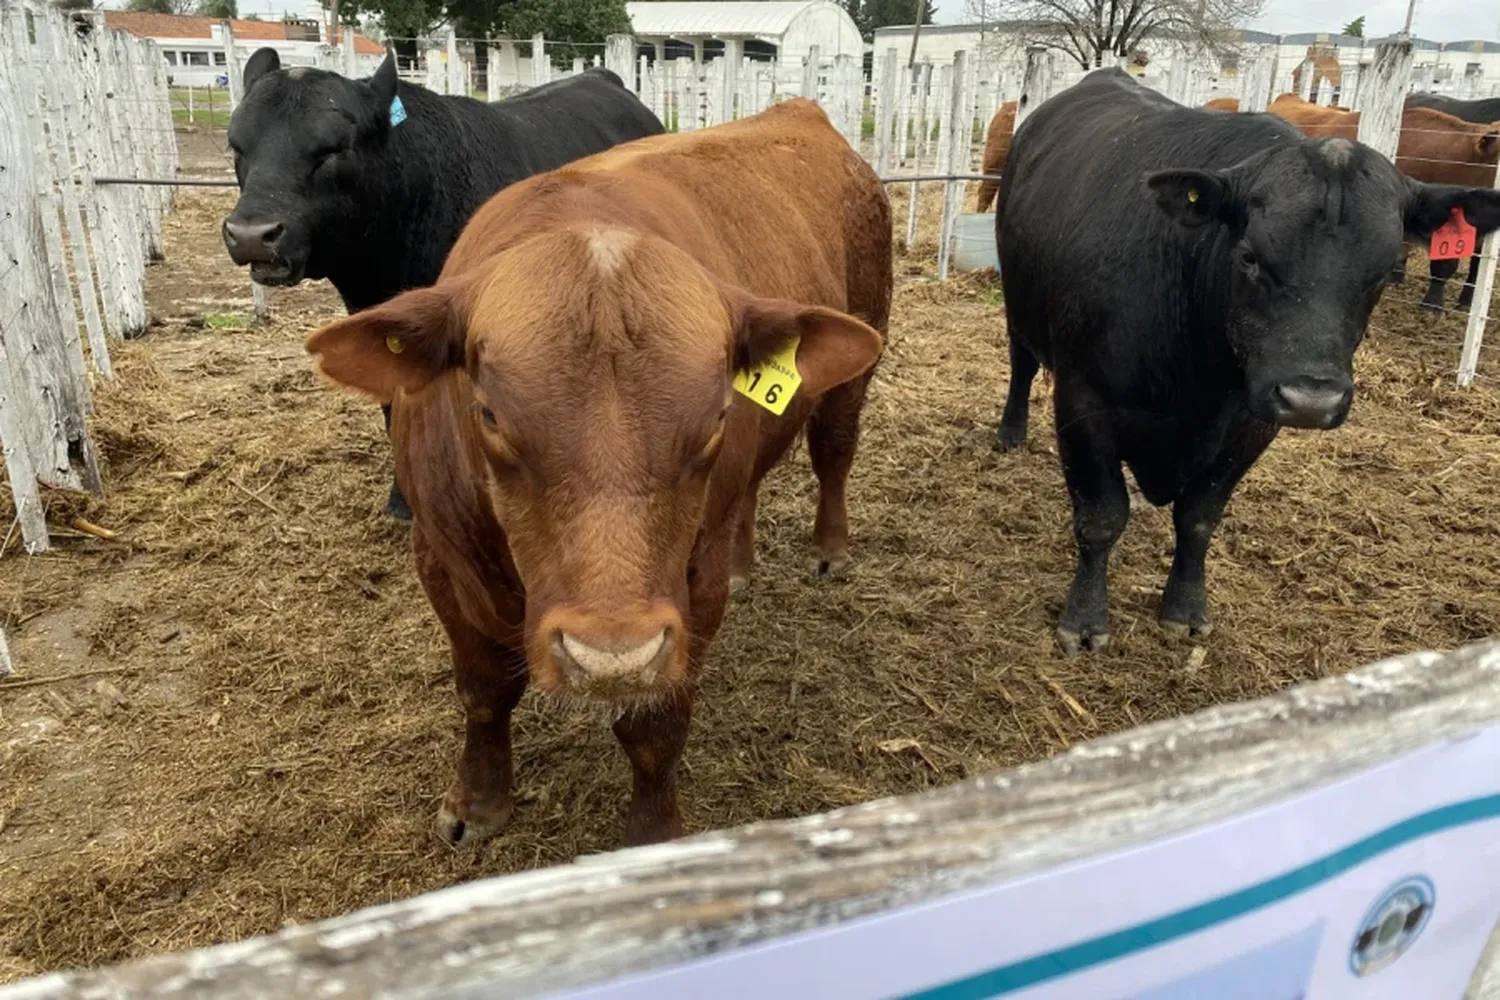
[1476,127,1498,160]
[1145,169,1234,228]
[242,47,280,92]
[726,287,884,398]
[305,284,468,402]
[368,48,398,109]
[1404,179,1500,238]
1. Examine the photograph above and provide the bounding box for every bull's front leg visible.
[1053,379,1128,657]
[806,369,876,578]
[1161,418,1276,639]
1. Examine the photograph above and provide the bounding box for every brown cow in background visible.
[1268,96,1500,310]
[305,99,891,847]
[975,101,1017,212]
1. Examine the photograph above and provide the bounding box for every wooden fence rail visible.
[2,640,1497,999]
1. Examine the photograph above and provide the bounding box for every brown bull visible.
[975,101,1017,212]
[305,99,891,847]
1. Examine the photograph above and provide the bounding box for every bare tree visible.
[964,0,1265,69]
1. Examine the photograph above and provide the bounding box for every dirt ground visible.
[2,128,1498,981]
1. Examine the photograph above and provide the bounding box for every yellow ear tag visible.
[1187,188,1200,204]
[733,337,802,417]
[385,335,404,354]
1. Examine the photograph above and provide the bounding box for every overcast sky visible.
[930,0,1496,40]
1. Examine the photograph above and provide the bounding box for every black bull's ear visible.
[368,48,398,108]
[1145,169,1237,228]
[1403,179,1500,239]
[242,47,280,92]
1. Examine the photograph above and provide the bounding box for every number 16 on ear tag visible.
[1430,207,1476,261]
[733,337,802,416]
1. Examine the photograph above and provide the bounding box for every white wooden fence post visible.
[895,62,916,167]
[531,34,547,86]
[1342,64,1361,109]
[1013,46,1054,133]
[446,27,462,95]
[1457,167,1500,386]
[1355,39,1413,163]
[937,50,969,280]
[424,40,444,92]
[606,33,635,91]
[1297,57,1314,100]
[342,26,357,79]
[1242,49,1273,112]
[903,61,932,246]
[676,56,695,131]
[484,38,500,101]
[720,38,741,121]
[874,47,898,175]
[799,44,818,102]
[221,21,241,107]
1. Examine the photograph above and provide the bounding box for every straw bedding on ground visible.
[1,133,1497,980]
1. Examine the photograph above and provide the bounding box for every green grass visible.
[204,313,249,330]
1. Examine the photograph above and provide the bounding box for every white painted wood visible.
[222,20,242,108]
[719,39,741,122]
[1013,47,1054,133]
[252,282,269,325]
[874,48,898,176]
[1298,56,1314,100]
[675,56,695,131]
[801,44,819,101]
[531,34,547,87]
[1315,78,1333,106]
[1457,164,1500,386]
[3,642,1498,999]
[342,28,357,79]
[894,62,914,167]
[833,53,855,145]
[606,34,635,92]
[1242,49,1273,112]
[1356,39,1414,164]
[446,28,462,96]
[903,62,931,247]
[1343,64,1362,111]
[485,38,501,102]
[937,50,969,280]
[424,43,444,92]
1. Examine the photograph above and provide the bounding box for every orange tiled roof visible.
[104,12,383,56]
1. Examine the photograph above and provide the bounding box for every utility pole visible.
[1401,0,1416,35]
[907,0,925,68]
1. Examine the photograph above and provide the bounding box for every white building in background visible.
[104,11,385,87]
[625,1,864,64]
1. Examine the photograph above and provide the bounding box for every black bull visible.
[222,49,663,520]
[995,69,1500,657]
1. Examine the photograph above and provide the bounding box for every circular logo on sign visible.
[1350,875,1435,977]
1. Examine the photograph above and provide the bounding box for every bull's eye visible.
[1235,247,1258,273]
[479,406,498,428]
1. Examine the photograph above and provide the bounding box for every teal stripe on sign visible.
[899,793,1500,1000]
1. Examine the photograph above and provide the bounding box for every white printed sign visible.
[551,728,1500,1000]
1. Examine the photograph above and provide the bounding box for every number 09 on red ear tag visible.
[1429,208,1476,261]
[733,337,802,416]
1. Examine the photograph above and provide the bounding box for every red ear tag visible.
[1429,207,1476,261]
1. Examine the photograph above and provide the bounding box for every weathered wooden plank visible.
[4,641,1498,1000]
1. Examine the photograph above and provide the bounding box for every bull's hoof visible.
[1057,627,1109,658]
[995,423,1028,452]
[1419,300,1446,315]
[1162,618,1213,641]
[383,484,413,523]
[435,795,513,848]
[810,553,850,581]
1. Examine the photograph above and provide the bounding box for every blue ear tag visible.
[389,94,407,127]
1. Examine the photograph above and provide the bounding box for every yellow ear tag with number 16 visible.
[733,336,802,416]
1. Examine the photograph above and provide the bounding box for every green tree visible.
[502,0,628,58]
[1341,15,1364,37]
[843,0,935,40]
[52,0,96,10]
[197,0,237,18]
[125,0,196,13]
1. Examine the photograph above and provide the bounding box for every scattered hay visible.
[0,165,1497,981]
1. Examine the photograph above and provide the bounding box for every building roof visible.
[626,1,828,38]
[103,11,384,55]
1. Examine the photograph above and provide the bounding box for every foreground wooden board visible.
[5,642,1499,1000]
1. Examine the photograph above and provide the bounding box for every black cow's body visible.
[995,69,1500,656]
[223,51,663,518]
[1401,92,1500,311]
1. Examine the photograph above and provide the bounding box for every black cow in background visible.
[222,49,663,520]
[995,69,1500,657]
[1399,91,1500,311]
